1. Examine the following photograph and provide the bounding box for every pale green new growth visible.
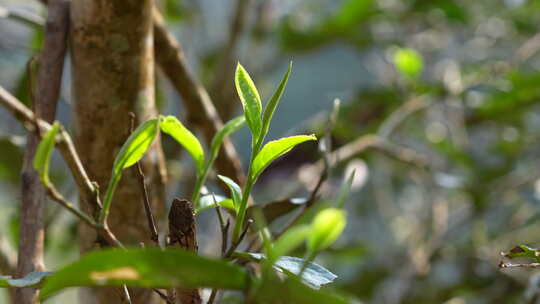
[160,115,205,175]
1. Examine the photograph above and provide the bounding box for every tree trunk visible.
[70,0,166,303]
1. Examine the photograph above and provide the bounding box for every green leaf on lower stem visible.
[40,248,248,300]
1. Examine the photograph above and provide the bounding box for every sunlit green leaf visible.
[0,272,52,288]
[393,48,423,80]
[40,248,248,300]
[160,115,205,175]
[251,135,317,180]
[260,63,292,140]
[33,121,60,186]
[100,118,160,223]
[113,118,160,174]
[235,63,262,140]
[307,208,346,253]
[217,175,242,212]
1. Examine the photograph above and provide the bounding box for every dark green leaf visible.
[256,275,348,304]
[160,116,205,175]
[33,121,60,186]
[235,63,262,140]
[40,248,248,300]
[251,135,317,180]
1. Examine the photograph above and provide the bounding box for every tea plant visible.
[0,63,351,303]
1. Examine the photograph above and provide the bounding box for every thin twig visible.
[43,181,98,228]
[0,86,102,211]
[129,113,159,243]
[16,2,69,302]
[225,219,253,258]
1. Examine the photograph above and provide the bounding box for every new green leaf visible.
[113,118,160,173]
[218,175,242,212]
[160,116,205,175]
[260,62,292,140]
[33,121,60,186]
[307,208,346,253]
[251,135,317,180]
[235,63,262,140]
[40,248,248,300]
[100,118,160,223]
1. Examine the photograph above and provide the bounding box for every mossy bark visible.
[71,0,166,302]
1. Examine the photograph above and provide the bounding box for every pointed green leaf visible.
[160,116,205,175]
[0,271,52,288]
[210,115,245,162]
[113,118,160,174]
[40,248,248,300]
[235,63,262,140]
[33,121,60,186]
[251,135,317,180]
[307,208,346,253]
[101,118,160,223]
[217,175,242,212]
[261,62,292,140]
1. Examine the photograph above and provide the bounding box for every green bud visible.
[307,208,346,253]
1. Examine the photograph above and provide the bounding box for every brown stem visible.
[167,199,201,304]
[15,1,69,302]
